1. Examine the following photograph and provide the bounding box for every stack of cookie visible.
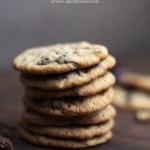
[13,42,116,149]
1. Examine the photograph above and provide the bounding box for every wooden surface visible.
[0,71,150,150]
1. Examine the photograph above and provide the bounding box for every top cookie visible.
[13,42,108,74]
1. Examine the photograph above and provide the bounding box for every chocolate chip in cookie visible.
[37,57,52,65]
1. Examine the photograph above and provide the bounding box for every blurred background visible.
[0,0,150,72]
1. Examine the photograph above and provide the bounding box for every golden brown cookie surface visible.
[14,42,108,74]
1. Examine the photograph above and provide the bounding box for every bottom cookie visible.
[19,128,112,149]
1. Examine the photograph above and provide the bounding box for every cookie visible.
[25,72,115,99]
[13,41,108,75]
[19,128,112,149]
[112,86,128,110]
[21,119,114,140]
[23,88,114,116]
[113,86,150,110]
[20,55,116,90]
[129,91,150,110]
[136,110,150,122]
[117,71,150,92]
[21,105,116,126]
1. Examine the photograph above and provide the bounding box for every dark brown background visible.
[0,0,150,72]
[0,1,150,150]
